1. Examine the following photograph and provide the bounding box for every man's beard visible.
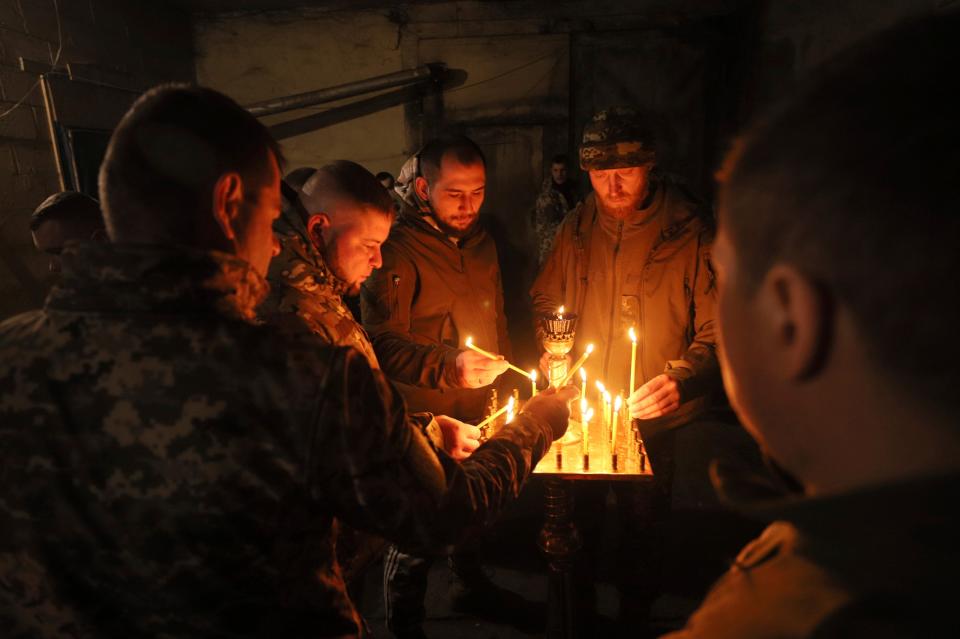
[433,213,479,239]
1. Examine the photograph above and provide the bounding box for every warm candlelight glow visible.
[477,396,514,429]
[559,343,594,386]
[530,369,538,397]
[558,305,565,318]
[464,337,534,379]
[612,394,623,453]
[628,326,638,396]
[579,367,587,402]
[582,406,593,456]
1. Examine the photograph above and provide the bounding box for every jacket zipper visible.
[391,274,401,318]
[602,219,624,382]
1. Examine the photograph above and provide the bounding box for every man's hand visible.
[521,385,580,440]
[456,350,510,389]
[628,374,680,420]
[436,415,481,461]
[538,351,571,379]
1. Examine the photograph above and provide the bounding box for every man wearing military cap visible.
[530,106,720,628]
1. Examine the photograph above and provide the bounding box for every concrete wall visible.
[0,0,194,319]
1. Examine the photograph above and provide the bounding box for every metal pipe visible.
[246,65,438,117]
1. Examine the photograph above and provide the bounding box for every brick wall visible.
[0,0,194,319]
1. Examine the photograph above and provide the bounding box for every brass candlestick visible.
[540,310,582,446]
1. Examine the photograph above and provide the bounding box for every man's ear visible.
[211,172,244,241]
[306,213,331,247]
[760,264,832,381]
[414,176,430,202]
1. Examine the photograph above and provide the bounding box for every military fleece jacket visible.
[530,176,719,436]
[361,210,510,422]
[0,243,555,639]
[663,465,960,638]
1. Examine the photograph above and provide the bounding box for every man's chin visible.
[438,216,479,238]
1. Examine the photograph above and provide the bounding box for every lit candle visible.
[464,337,534,379]
[582,405,593,463]
[476,396,514,429]
[530,369,538,398]
[604,391,612,445]
[579,367,587,403]
[559,343,594,386]
[557,305,565,319]
[628,327,638,396]
[612,394,622,453]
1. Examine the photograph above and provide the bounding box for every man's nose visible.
[271,235,280,257]
[371,246,383,269]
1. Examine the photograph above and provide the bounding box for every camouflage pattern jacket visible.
[0,242,556,638]
[260,205,379,369]
[533,176,578,267]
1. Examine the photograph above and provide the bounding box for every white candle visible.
[612,394,622,454]
[560,343,594,386]
[579,367,587,403]
[530,369,538,398]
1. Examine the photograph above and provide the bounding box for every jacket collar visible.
[271,203,350,297]
[48,241,269,322]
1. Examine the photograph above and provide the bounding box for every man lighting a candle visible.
[530,107,720,629]
[362,136,525,637]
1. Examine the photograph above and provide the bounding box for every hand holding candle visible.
[463,337,533,381]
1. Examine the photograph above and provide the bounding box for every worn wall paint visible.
[194,10,409,176]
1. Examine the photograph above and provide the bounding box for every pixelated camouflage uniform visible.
[533,176,578,267]
[261,204,379,369]
[0,242,557,638]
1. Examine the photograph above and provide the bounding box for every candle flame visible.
[507,396,515,410]
[530,369,537,381]
[558,305,565,315]
[579,367,586,382]
[465,336,473,347]
[595,380,605,393]
[629,326,637,343]
[584,407,594,422]
[614,395,623,410]
[604,391,611,403]
[586,343,595,353]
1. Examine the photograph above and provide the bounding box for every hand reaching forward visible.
[436,415,481,461]
[456,349,510,389]
[628,374,680,420]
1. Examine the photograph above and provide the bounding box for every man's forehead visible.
[437,155,485,183]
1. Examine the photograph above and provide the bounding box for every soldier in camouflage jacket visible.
[0,85,576,639]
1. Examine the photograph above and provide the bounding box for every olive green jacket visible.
[530,176,719,436]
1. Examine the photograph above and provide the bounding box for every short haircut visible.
[284,167,317,191]
[720,13,960,407]
[551,154,568,166]
[300,160,394,218]
[99,83,283,244]
[30,191,103,232]
[418,135,485,183]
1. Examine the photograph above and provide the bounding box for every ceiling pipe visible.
[245,64,442,117]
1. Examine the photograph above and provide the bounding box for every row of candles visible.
[468,325,647,473]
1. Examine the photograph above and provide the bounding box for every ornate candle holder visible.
[541,311,577,388]
[540,310,582,446]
